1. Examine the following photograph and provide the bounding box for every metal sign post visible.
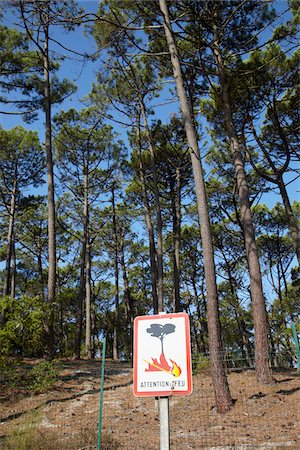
[133,312,192,449]
[159,396,170,450]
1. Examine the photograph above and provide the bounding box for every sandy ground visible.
[0,360,299,449]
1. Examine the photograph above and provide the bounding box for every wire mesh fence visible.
[0,354,299,449]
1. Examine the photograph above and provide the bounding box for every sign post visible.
[159,396,169,450]
[133,312,192,448]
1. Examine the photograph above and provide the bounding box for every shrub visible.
[0,295,45,357]
[30,361,58,392]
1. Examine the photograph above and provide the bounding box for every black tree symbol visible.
[146,323,176,355]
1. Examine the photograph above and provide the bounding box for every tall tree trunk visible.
[136,117,159,313]
[83,171,92,359]
[112,185,119,361]
[37,235,45,303]
[212,37,272,384]
[120,228,134,321]
[139,99,164,312]
[191,275,207,353]
[120,228,134,359]
[74,246,85,359]
[159,0,233,413]
[3,180,17,298]
[10,238,16,299]
[85,238,92,358]
[172,168,181,312]
[91,290,96,358]
[43,12,56,358]
[186,286,206,353]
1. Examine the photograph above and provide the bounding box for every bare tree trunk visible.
[139,99,164,312]
[191,276,207,353]
[91,295,96,358]
[212,37,272,384]
[136,117,159,313]
[185,287,206,353]
[120,228,135,360]
[10,238,16,300]
[44,12,56,358]
[74,248,85,359]
[83,171,92,359]
[3,180,17,298]
[112,185,119,361]
[120,227,134,321]
[37,235,45,303]
[172,168,181,312]
[85,239,92,359]
[159,0,233,413]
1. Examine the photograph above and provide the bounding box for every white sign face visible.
[133,312,193,397]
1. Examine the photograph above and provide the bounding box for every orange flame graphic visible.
[170,360,181,377]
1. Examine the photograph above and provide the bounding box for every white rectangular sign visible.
[133,312,193,397]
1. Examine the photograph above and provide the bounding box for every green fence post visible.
[97,338,106,450]
[291,322,300,371]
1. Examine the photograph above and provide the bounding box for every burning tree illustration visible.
[145,323,181,376]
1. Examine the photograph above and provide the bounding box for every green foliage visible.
[0,356,24,387]
[0,296,45,356]
[0,358,58,393]
[29,361,58,392]
[0,126,45,190]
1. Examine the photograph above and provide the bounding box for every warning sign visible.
[133,312,193,397]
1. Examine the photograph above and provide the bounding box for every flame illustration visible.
[170,360,181,377]
[143,357,182,377]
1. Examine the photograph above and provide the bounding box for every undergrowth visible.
[2,414,120,450]
[0,357,59,393]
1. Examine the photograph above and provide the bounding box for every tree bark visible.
[73,247,85,359]
[159,0,233,413]
[136,117,159,313]
[112,185,119,361]
[212,36,272,384]
[85,237,92,358]
[3,179,17,298]
[43,9,56,358]
[84,171,92,359]
[120,227,135,359]
[120,227,135,322]
[172,167,182,312]
[10,238,16,300]
[37,234,45,304]
[139,98,164,312]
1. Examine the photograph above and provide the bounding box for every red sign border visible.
[133,312,193,397]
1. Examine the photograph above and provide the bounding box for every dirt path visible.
[0,360,299,449]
